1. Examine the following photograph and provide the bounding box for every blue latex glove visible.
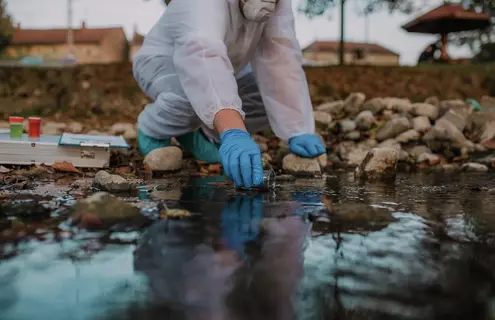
[219,129,263,188]
[220,194,264,259]
[289,134,326,158]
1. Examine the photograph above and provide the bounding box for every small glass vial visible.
[9,116,24,139]
[262,169,276,190]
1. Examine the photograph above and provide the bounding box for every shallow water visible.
[1,172,495,320]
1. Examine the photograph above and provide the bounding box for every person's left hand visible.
[288,134,326,158]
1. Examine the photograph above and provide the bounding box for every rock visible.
[423,118,474,149]
[71,179,93,191]
[42,122,67,135]
[110,123,138,140]
[70,192,144,230]
[408,145,432,161]
[339,119,357,133]
[399,150,409,162]
[376,117,411,141]
[358,139,378,149]
[316,100,346,119]
[143,146,183,172]
[282,154,321,176]
[378,139,401,151]
[461,163,489,172]
[257,142,268,152]
[67,122,84,134]
[87,130,105,135]
[438,100,467,118]
[382,110,394,120]
[383,97,412,113]
[362,98,385,115]
[338,141,357,161]
[252,134,269,144]
[317,153,328,169]
[480,95,495,108]
[417,153,440,165]
[262,153,272,168]
[344,131,361,141]
[396,129,420,143]
[441,105,473,132]
[355,110,376,130]
[0,121,9,129]
[412,116,431,133]
[343,92,366,117]
[441,164,459,172]
[93,170,131,192]
[347,148,370,166]
[355,147,400,180]
[425,96,440,106]
[313,111,333,126]
[411,103,439,120]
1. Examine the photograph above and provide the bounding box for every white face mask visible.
[240,0,278,22]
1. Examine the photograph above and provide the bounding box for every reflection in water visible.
[2,173,495,320]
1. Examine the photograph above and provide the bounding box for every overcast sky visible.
[5,0,472,65]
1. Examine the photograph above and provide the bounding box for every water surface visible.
[1,172,495,320]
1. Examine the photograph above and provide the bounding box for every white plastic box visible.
[0,132,129,168]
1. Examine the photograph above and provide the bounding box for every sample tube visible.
[238,169,276,191]
[28,117,41,139]
[9,116,24,139]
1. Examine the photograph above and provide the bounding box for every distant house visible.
[6,22,129,64]
[302,40,400,66]
[129,29,144,61]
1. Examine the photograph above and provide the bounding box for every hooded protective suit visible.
[133,0,315,144]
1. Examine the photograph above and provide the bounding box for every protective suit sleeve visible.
[251,0,315,142]
[170,0,245,129]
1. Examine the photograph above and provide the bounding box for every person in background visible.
[132,0,326,189]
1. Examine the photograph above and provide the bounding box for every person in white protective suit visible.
[133,0,326,189]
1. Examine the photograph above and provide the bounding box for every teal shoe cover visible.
[176,130,221,164]
[138,129,172,156]
[138,129,221,163]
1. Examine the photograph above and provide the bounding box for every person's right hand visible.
[219,128,263,189]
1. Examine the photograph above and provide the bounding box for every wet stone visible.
[282,154,321,177]
[93,170,131,192]
[355,147,400,180]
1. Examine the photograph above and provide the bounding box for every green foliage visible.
[0,0,13,56]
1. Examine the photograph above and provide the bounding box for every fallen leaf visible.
[0,166,10,173]
[115,166,132,175]
[160,209,192,219]
[52,161,81,174]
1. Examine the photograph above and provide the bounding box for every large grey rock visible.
[42,122,67,135]
[339,119,357,133]
[412,116,431,133]
[480,96,495,108]
[396,129,420,143]
[110,122,138,140]
[343,92,366,117]
[93,170,131,192]
[440,105,473,132]
[67,122,84,134]
[424,96,440,106]
[438,100,467,118]
[362,97,385,115]
[316,100,345,118]
[383,97,412,113]
[412,103,439,120]
[355,147,400,180]
[313,111,333,126]
[144,146,183,171]
[282,154,321,176]
[377,139,401,151]
[461,163,489,172]
[355,110,376,130]
[376,117,411,141]
[408,145,432,162]
[423,118,474,149]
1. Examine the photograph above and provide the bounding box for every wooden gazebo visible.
[401,2,491,62]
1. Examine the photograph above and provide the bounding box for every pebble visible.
[93,170,131,192]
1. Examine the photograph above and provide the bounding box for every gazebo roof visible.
[401,2,491,34]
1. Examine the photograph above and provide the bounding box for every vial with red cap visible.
[28,117,41,139]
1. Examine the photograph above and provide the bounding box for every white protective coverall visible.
[133,0,315,143]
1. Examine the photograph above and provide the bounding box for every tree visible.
[0,0,13,56]
[451,0,495,58]
[297,0,422,64]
